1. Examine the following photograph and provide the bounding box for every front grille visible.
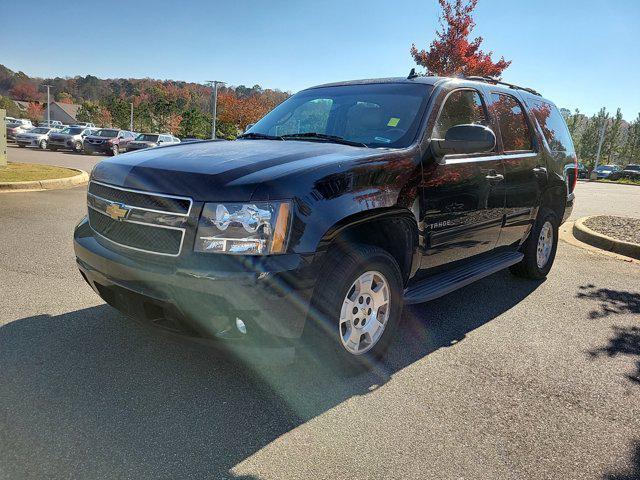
[87,181,192,256]
[89,209,183,255]
[88,182,190,214]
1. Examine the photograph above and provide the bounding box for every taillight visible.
[571,156,578,192]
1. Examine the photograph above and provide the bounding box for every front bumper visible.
[16,138,39,146]
[73,217,318,346]
[84,142,113,154]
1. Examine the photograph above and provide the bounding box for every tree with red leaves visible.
[25,102,44,123]
[410,0,511,78]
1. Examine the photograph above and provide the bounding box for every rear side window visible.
[433,89,487,138]
[530,100,575,153]
[491,94,532,152]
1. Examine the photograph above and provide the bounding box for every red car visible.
[83,129,136,156]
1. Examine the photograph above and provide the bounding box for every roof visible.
[52,101,81,119]
[305,75,545,100]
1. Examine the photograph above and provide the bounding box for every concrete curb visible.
[573,216,640,260]
[0,168,89,192]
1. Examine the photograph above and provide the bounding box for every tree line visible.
[0,64,289,139]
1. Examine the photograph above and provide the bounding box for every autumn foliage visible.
[25,102,44,123]
[411,0,510,78]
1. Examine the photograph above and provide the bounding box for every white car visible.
[15,127,56,149]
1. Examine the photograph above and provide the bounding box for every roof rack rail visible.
[464,76,542,96]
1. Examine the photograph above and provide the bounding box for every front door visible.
[420,88,505,269]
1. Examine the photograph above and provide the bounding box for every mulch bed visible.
[584,216,640,245]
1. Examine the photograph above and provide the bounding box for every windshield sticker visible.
[374,137,391,143]
[387,117,400,127]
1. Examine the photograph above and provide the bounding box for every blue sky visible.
[1,0,639,119]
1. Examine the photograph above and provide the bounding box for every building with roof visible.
[42,101,81,124]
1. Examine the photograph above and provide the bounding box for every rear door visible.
[420,87,506,269]
[487,92,542,248]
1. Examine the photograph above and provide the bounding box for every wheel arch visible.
[315,207,419,285]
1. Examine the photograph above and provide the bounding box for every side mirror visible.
[431,124,496,158]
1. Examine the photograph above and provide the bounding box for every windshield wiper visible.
[237,132,284,140]
[280,132,368,148]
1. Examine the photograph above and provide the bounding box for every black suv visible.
[74,75,576,370]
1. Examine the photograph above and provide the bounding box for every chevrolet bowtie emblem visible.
[105,202,130,221]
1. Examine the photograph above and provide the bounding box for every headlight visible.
[195,201,292,255]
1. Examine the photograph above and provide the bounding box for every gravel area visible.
[584,215,640,244]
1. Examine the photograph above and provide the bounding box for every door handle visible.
[533,166,547,176]
[485,172,504,183]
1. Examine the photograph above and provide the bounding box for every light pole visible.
[591,119,607,181]
[206,80,225,139]
[130,102,134,131]
[42,84,53,126]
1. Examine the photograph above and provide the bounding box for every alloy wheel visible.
[536,220,553,269]
[339,270,390,355]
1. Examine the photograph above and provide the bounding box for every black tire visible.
[111,144,119,156]
[302,243,404,373]
[18,144,25,148]
[73,141,83,153]
[510,207,559,279]
[39,139,47,150]
[48,146,57,152]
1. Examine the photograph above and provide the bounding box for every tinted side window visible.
[274,98,333,136]
[491,94,532,152]
[530,100,574,153]
[434,89,487,138]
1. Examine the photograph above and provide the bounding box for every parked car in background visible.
[609,164,640,181]
[126,133,181,152]
[6,119,34,141]
[39,120,64,129]
[48,126,96,152]
[83,129,136,156]
[576,163,589,179]
[180,138,206,143]
[15,126,56,149]
[5,116,17,125]
[72,122,96,128]
[594,164,621,179]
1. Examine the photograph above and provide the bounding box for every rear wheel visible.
[510,208,559,279]
[303,244,404,373]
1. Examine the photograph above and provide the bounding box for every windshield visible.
[31,127,49,134]
[136,134,159,142]
[93,129,119,138]
[246,83,432,148]
[64,127,84,135]
[626,165,640,171]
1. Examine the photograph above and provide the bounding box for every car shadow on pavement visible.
[0,271,542,479]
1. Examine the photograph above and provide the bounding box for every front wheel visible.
[304,244,404,372]
[111,144,119,156]
[73,141,83,153]
[39,139,47,150]
[510,208,559,279]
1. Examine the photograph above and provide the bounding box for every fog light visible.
[235,318,247,334]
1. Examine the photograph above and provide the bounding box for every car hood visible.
[50,133,74,140]
[91,139,390,201]
[17,132,45,138]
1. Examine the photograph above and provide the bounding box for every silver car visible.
[16,127,56,149]
[126,133,181,152]
[48,126,96,152]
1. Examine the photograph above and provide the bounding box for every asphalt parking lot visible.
[1,148,639,480]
